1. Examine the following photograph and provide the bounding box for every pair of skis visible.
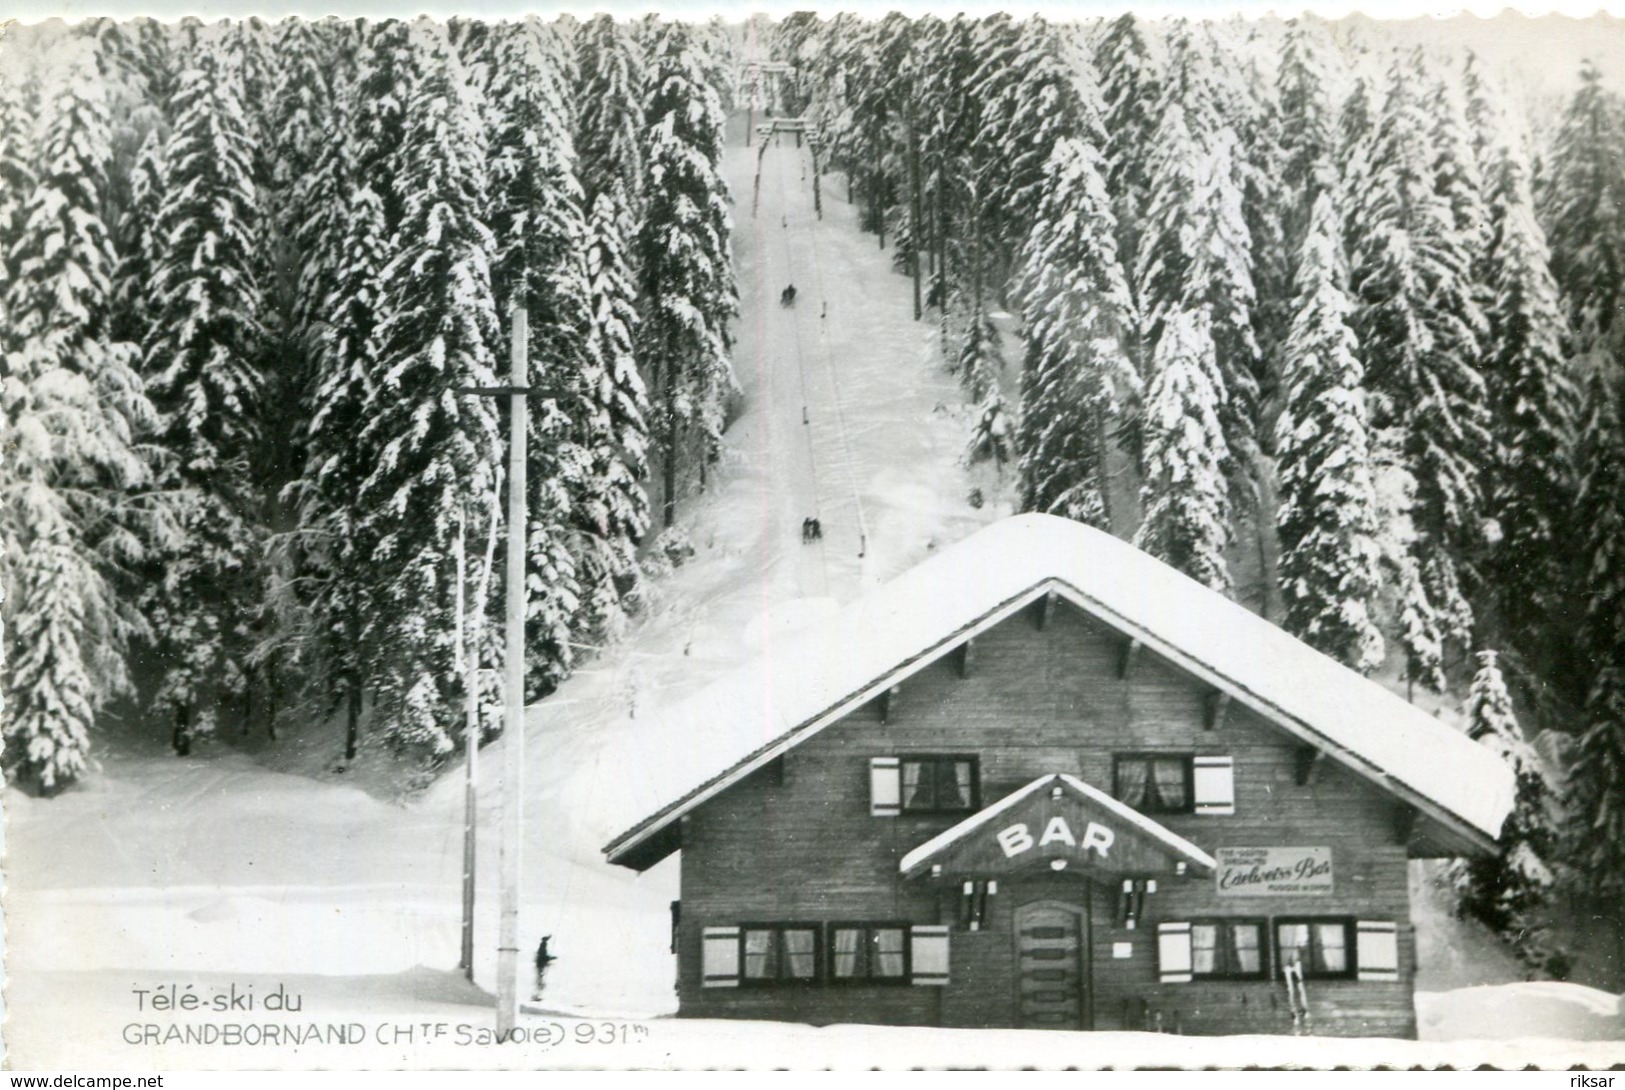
[1282,960,1312,1034]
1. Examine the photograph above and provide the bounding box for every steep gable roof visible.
[604,514,1514,870]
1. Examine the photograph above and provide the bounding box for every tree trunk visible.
[345,676,361,761]
[173,705,192,757]
[812,149,822,220]
[266,663,279,742]
[345,606,362,760]
[663,372,679,529]
[242,664,255,737]
[1096,415,1115,533]
[909,99,923,322]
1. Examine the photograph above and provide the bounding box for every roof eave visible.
[1032,580,1508,854]
[602,574,1508,868]
[601,581,1058,868]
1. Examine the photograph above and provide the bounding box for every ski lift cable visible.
[795,144,871,562]
[774,148,818,502]
[772,147,824,506]
[773,140,833,597]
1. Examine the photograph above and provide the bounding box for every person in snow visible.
[781,284,797,307]
[534,935,556,1000]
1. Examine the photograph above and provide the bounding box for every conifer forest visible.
[2,13,1624,972]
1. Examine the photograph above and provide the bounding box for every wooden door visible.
[1014,900,1090,1030]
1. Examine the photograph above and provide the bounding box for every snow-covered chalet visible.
[603,514,1514,1037]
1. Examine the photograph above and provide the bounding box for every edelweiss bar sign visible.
[1215,847,1333,896]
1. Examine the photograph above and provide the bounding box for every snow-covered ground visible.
[4,120,1622,1070]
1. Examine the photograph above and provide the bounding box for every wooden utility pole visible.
[457,474,501,981]
[456,306,566,1033]
[497,307,529,1037]
[455,508,474,977]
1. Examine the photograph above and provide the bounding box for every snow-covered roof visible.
[604,513,1514,869]
[897,773,1219,879]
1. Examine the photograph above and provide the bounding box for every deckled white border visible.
[4,2,1625,22]
[2,5,1621,1074]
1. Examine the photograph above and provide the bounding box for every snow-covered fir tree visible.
[1336,71,1376,257]
[1452,650,1557,958]
[574,14,643,213]
[1135,98,1202,357]
[289,21,362,334]
[1,36,161,791]
[971,17,1101,294]
[916,15,980,333]
[484,18,590,699]
[962,14,1024,287]
[1538,60,1625,357]
[839,15,911,247]
[223,20,278,191]
[1230,49,1291,430]
[140,31,267,753]
[287,22,387,756]
[1135,306,1232,591]
[1567,372,1625,901]
[637,20,737,528]
[1277,20,1337,263]
[960,306,1011,469]
[691,17,738,114]
[1275,192,1384,673]
[1093,13,1161,280]
[1483,136,1580,658]
[354,21,503,757]
[1136,81,1259,468]
[567,3,651,646]
[576,179,652,641]
[1016,137,1138,528]
[1431,72,1493,294]
[250,23,341,708]
[110,126,164,349]
[0,58,39,308]
[1395,551,1447,695]
[1347,49,1491,676]
[266,19,334,242]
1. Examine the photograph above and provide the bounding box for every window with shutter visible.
[1192,756,1236,815]
[701,926,740,988]
[1356,920,1400,982]
[1188,919,1267,979]
[739,924,821,985]
[1113,754,1192,813]
[899,754,979,813]
[1275,918,1356,979]
[828,922,910,983]
[910,925,949,985]
[1157,921,1193,983]
[870,757,901,817]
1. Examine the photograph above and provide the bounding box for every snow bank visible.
[1418,982,1625,1042]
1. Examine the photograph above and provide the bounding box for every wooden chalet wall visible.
[674,599,1419,1037]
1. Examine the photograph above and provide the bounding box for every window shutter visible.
[1193,756,1236,815]
[701,926,741,988]
[1356,920,1400,982]
[870,757,901,817]
[1157,921,1193,983]
[911,925,949,986]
